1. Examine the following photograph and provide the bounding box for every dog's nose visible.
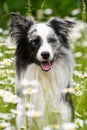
[41,51,50,59]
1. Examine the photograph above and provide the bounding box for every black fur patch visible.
[48,18,74,48]
[9,12,34,40]
[9,13,42,77]
[15,32,42,77]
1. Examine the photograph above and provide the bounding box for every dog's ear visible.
[48,18,75,47]
[48,18,74,35]
[9,12,34,40]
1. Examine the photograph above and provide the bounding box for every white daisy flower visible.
[75,118,84,128]
[0,113,14,120]
[0,90,20,104]
[0,121,10,128]
[74,52,82,58]
[75,90,83,96]
[21,79,39,88]
[62,122,76,130]
[62,88,74,94]
[0,59,12,66]
[43,126,51,130]
[26,110,43,118]
[22,88,38,95]
[3,94,20,104]
[10,109,22,116]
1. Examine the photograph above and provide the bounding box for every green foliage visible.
[0,0,86,29]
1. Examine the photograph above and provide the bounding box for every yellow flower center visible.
[75,86,80,91]
[65,88,71,93]
[0,123,6,128]
[54,109,61,114]
[76,121,80,126]
[27,89,33,93]
[32,112,38,118]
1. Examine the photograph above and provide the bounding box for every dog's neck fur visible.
[16,51,73,119]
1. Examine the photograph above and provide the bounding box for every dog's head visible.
[10,12,74,71]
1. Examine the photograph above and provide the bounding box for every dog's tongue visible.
[41,61,51,71]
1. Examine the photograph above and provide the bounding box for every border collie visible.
[10,12,74,129]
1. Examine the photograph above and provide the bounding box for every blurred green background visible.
[0,0,86,29]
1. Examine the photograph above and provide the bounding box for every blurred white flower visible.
[0,80,6,85]
[0,28,3,33]
[75,118,84,128]
[10,109,22,116]
[0,89,11,97]
[62,88,74,94]
[0,59,12,66]
[72,83,83,96]
[82,41,87,47]
[3,30,9,35]
[75,90,83,96]
[6,70,14,75]
[0,121,10,128]
[0,89,20,104]
[24,103,34,109]
[7,77,15,84]
[43,126,51,130]
[71,8,80,16]
[3,94,20,104]
[44,9,53,15]
[26,110,43,118]
[75,64,82,67]
[3,126,16,130]
[0,70,4,75]
[0,52,3,57]
[53,108,61,114]
[23,88,38,95]
[0,65,5,68]
[74,85,80,91]
[84,73,87,78]
[62,122,76,130]
[74,71,84,78]
[74,52,82,58]
[85,119,87,125]
[21,79,39,88]
[0,113,14,120]
[70,20,84,42]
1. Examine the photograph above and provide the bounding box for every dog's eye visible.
[48,37,57,43]
[30,38,40,47]
[30,40,37,47]
[29,36,41,48]
[31,41,36,45]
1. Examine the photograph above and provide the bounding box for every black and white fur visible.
[10,12,74,129]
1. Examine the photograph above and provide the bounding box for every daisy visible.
[75,118,84,128]
[26,110,43,118]
[0,121,10,128]
[22,88,38,95]
[62,122,76,130]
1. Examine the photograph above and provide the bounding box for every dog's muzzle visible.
[39,51,53,71]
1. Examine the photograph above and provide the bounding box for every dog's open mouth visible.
[41,61,51,71]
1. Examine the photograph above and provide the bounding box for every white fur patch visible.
[35,24,54,62]
[16,50,74,128]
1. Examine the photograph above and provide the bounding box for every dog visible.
[10,12,74,129]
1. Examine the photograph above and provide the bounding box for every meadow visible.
[0,17,87,130]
